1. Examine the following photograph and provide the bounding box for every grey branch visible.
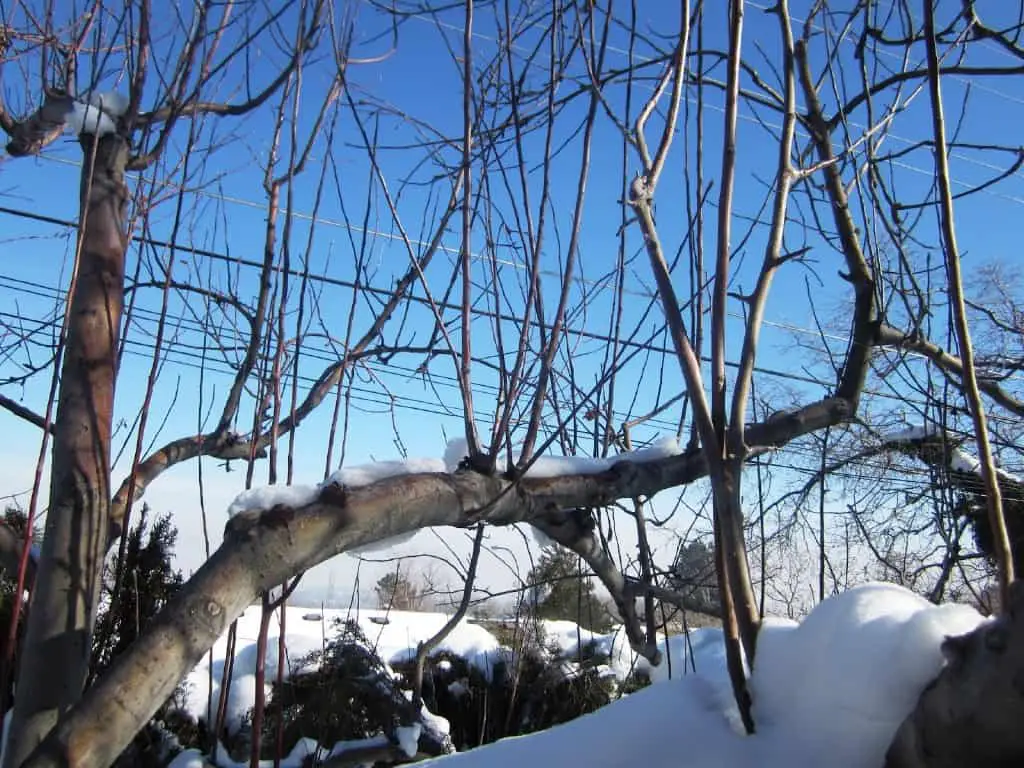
[876,324,1024,418]
[25,395,855,766]
[4,91,74,157]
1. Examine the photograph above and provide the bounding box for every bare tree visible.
[0,0,1022,765]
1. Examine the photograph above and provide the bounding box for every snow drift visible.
[164,582,986,768]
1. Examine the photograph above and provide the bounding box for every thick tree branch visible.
[26,394,856,765]
[795,40,879,407]
[3,90,74,157]
[876,324,1024,418]
[0,395,53,434]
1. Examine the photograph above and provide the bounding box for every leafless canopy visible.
[0,0,1020,764]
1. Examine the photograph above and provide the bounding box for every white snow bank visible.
[421,583,986,767]
[169,583,987,768]
[749,582,985,766]
[421,671,738,767]
[181,605,502,734]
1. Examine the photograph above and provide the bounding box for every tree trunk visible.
[885,581,1024,767]
[4,133,128,767]
[711,459,759,732]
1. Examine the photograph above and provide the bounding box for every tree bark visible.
[712,459,759,733]
[21,396,859,767]
[4,133,128,767]
[10,396,851,765]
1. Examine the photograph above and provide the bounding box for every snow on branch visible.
[66,91,129,137]
[4,90,128,157]
[25,398,857,766]
[880,423,1022,485]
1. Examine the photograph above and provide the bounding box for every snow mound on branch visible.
[226,436,682,547]
[521,436,683,478]
[441,435,682,478]
[330,458,446,487]
[226,484,320,517]
[66,91,129,137]
[444,438,469,472]
[882,423,1022,483]
[226,458,446,517]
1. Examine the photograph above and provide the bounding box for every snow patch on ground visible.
[420,583,985,767]
[181,605,503,734]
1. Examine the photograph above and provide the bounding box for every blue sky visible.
[1,0,1023,605]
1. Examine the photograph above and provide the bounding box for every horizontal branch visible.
[877,324,1024,418]
[3,91,73,157]
[627,580,723,620]
[28,395,856,765]
[109,432,261,538]
[0,394,52,433]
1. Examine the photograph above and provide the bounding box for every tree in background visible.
[527,546,613,633]
[0,508,39,709]
[670,541,720,617]
[91,507,188,766]
[0,504,187,764]
[91,505,183,680]
[374,569,428,613]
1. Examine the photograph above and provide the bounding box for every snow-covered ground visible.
[168,582,986,768]
[180,605,506,735]
[421,583,985,767]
